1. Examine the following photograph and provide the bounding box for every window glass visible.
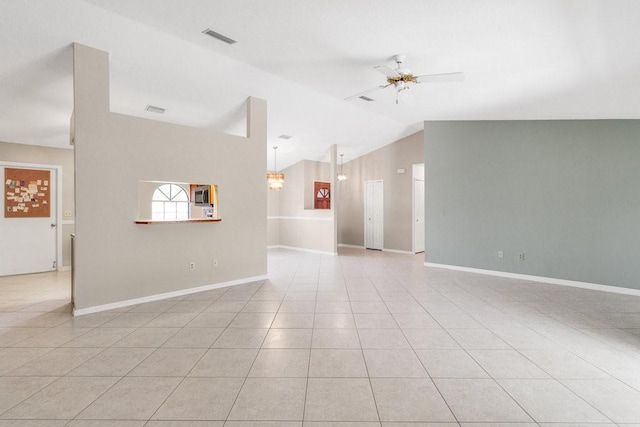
[152,184,189,221]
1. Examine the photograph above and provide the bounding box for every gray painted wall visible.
[424,120,640,291]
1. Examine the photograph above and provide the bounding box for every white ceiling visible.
[1,0,639,168]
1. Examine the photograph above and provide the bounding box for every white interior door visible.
[364,180,383,250]
[0,164,58,276]
[413,178,425,253]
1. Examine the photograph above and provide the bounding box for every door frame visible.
[412,163,425,254]
[364,179,383,250]
[0,160,63,271]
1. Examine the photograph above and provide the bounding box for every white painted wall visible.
[338,131,423,252]
[267,157,337,254]
[0,142,75,267]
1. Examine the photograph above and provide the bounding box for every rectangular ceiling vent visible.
[359,96,375,102]
[278,134,293,140]
[202,28,237,45]
[145,105,166,114]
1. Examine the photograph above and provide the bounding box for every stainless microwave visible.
[194,185,211,206]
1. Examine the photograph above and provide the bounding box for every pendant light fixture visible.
[266,146,285,190]
[337,153,347,181]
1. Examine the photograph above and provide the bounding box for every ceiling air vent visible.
[202,28,237,45]
[278,134,293,140]
[145,105,166,114]
[359,96,375,102]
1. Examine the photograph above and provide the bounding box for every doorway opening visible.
[0,162,63,276]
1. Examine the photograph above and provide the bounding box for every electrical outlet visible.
[64,211,73,217]
[189,262,196,271]
[518,253,525,261]
[213,259,218,267]
[498,251,504,258]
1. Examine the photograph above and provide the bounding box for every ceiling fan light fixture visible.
[358,96,375,102]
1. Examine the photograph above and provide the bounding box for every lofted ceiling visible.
[1,0,639,169]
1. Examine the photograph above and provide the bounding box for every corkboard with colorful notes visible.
[4,168,51,218]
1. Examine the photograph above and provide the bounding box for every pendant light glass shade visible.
[337,153,347,181]
[267,173,285,190]
[267,146,285,190]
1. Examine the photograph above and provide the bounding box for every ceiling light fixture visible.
[202,28,237,45]
[145,105,166,114]
[278,134,293,140]
[337,153,347,181]
[267,146,285,190]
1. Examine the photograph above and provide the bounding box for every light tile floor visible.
[1,247,640,426]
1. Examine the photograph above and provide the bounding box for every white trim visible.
[73,274,269,316]
[59,266,71,272]
[268,245,337,256]
[336,244,412,254]
[383,248,414,255]
[424,262,640,297]
[267,216,333,221]
[61,219,75,226]
[412,162,425,254]
[364,179,384,250]
[338,243,365,249]
[0,161,64,272]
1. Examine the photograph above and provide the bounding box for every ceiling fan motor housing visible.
[387,74,417,85]
[394,54,407,65]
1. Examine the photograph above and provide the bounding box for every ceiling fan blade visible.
[374,65,401,79]
[415,72,465,83]
[344,84,391,101]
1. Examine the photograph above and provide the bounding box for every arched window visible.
[152,184,189,221]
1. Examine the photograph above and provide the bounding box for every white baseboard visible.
[268,245,337,256]
[267,216,333,221]
[337,244,413,255]
[73,274,268,316]
[424,262,640,297]
[383,248,414,255]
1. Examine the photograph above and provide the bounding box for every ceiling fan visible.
[346,54,464,104]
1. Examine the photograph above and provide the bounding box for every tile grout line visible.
[220,273,292,423]
[375,268,462,425]
[347,253,383,425]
